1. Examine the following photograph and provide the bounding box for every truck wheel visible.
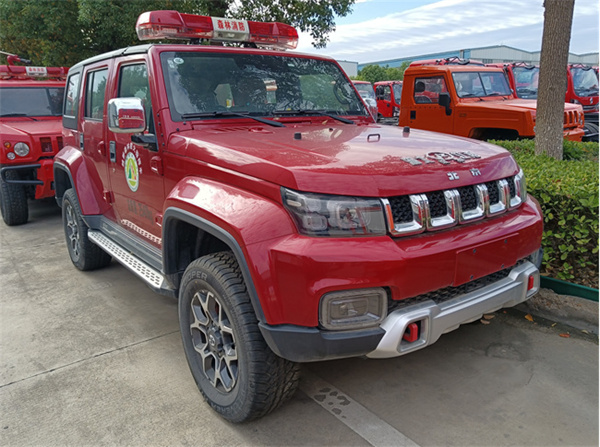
[584,122,599,142]
[62,188,111,271]
[0,170,28,226]
[179,251,300,423]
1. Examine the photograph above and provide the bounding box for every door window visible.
[84,69,108,120]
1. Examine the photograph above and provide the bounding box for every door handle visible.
[109,141,116,163]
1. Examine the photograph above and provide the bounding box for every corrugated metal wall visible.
[358,45,598,70]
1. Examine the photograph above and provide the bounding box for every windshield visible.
[354,82,375,100]
[451,71,511,98]
[393,83,402,100]
[513,66,539,99]
[0,87,64,117]
[571,67,599,97]
[160,52,367,121]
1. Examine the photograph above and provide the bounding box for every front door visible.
[406,76,455,135]
[106,61,165,249]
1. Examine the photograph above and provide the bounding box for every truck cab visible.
[374,80,402,121]
[54,10,543,423]
[0,56,67,225]
[490,62,598,141]
[399,61,585,141]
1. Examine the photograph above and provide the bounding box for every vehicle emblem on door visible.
[122,142,142,192]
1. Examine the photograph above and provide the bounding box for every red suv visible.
[0,55,67,225]
[54,11,543,422]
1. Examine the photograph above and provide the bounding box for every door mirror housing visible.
[107,97,146,133]
[438,92,452,116]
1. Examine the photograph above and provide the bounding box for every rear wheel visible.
[0,170,28,226]
[62,188,111,270]
[179,251,300,423]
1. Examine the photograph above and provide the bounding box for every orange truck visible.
[399,60,585,141]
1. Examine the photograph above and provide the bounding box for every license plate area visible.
[454,235,518,286]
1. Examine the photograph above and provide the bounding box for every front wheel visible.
[62,188,111,271]
[0,170,28,226]
[179,252,300,423]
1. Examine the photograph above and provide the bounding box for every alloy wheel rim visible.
[189,289,238,392]
[65,203,80,258]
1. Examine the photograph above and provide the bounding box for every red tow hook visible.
[402,322,420,343]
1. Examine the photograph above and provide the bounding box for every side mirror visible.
[375,86,384,100]
[107,97,146,133]
[438,92,452,116]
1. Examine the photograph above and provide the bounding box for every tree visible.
[535,0,575,160]
[356,62,411,84]
[0,0,354,67]
[0,0,86,66]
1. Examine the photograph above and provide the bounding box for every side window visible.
[118,64,150,128]
[382,85,391,101]
[63,72,81,129]
[85,68,108,120]
[414,76,447,104]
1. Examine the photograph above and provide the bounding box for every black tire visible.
[179,251,300,423]
[62,188,111,271]
[584,122,599,142]
[0,170,28,226]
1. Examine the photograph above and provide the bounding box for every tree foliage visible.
[0,0,354,67]
[355,62,410,84]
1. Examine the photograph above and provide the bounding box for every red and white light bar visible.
[136,10,298,50]
[0,65,68,80]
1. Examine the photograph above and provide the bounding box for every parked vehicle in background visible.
[54,10,543,423]
[0,53,67,225]
[490,62,598,141]
[352,80,378,120]
[374,80,402,120]
[399,60,585,141]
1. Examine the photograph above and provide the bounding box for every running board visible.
[88,230,175,298]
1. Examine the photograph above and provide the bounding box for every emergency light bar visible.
[136,10,298,50]
[0,65,68,80]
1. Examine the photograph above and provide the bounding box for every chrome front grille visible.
[383,170,526,237]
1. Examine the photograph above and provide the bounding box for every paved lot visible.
[1,199,598,446]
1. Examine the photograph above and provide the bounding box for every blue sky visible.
[295,0,599,64]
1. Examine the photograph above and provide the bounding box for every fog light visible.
[7,152,15,160]
[320,288,387,330]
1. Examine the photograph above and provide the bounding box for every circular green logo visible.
[125,152,139,192]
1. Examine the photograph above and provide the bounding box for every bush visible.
[492,140,599,288]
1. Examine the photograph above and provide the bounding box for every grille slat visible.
[386,174,524,236]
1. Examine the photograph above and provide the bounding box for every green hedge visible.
[491,140,599,287]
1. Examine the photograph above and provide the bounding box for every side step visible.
[88,230,175,297]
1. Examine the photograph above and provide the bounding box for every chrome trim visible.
[489,179,509,215]
[510,169,526,209]
[428,189,459,230]
[367,261,540,359]
[459,184,486,222]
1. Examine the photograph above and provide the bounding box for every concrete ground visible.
[1,199,598,447]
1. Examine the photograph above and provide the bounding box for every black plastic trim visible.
[258,323,385,363]
[0,164,43,185]
[162,207,265,322]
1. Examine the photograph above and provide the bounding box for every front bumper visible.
[261,260,539,362]
[0,159,55,199]
[367,260,539,358]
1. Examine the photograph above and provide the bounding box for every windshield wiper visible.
[272,109,355,125]
[181,111,285,128]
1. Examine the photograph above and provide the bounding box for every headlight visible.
[282,188,387,237]
[13,142,30,157]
